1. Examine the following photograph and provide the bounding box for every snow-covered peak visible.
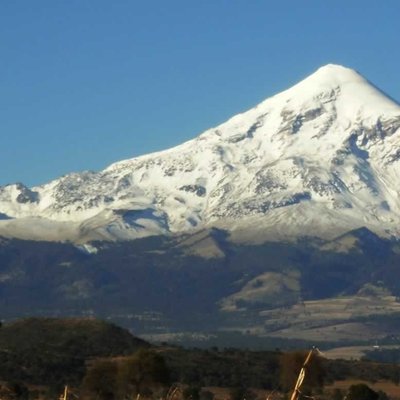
[272,64,400,120]
[301,64,367,87]
[1,65,400,243]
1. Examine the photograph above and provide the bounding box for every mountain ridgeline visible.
[0,64,399,243]
[1,64,400,344]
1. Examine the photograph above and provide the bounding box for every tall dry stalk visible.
[59,385,68,400]
[166,385,181,400]
[289,349,315,400]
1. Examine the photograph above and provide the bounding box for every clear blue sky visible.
[1,0,399,187]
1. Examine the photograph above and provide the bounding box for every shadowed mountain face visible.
[1,229,400,345]
[0,65,400,243]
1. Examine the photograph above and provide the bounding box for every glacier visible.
[1,64,400,243]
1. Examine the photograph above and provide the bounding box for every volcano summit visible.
[1,64,400,243]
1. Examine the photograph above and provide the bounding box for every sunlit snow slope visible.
[1,64,400,243]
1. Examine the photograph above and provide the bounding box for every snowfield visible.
[1,64,400,243]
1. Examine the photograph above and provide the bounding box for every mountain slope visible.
[1,232,400,344]
[1,64,400,242]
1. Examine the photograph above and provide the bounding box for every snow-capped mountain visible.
[1,64,400,243]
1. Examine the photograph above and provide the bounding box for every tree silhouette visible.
[117,349,170,398]
[82,359,118,400]
[347,384,379,400]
